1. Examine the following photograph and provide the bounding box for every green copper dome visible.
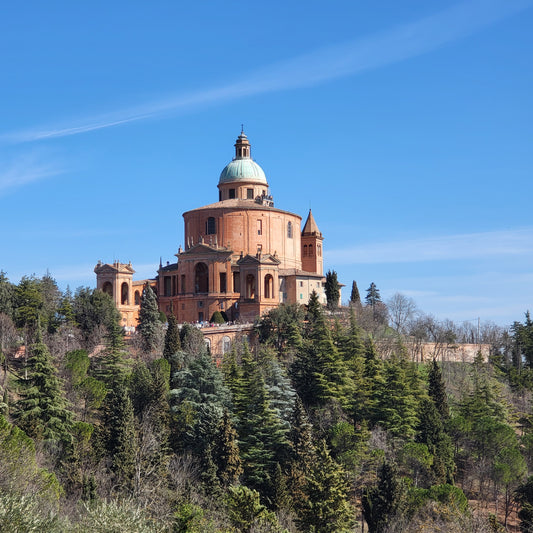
[218,132,268,186]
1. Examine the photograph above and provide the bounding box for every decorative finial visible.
[241,123,244,134]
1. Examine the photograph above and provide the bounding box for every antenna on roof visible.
[241,124,244,133]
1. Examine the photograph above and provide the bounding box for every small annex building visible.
[95,131,327,340]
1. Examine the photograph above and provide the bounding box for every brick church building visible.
[95,131,327,330]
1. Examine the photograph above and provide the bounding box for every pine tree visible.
[296,440,354,533]
[137,284,161,353]
[15,327,73,447]
[350,280,361,307]
[325,270,340,310]
[365,282,381,309]
[94,319,128,385]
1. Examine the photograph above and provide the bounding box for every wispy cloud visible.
[0,153,64,194]
[328,228,533,265]
[3,0,531,143]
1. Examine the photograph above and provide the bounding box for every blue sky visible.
[1,0,532,326]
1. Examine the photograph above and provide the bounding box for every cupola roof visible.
[218,131,268,186]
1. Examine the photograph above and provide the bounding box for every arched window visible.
[206,217,216,235]
[121,282,129,305]
[222,336,231,354]
[181,274,186,293]
[205,338,211,351]
[134,290,140,305]
[246,274,255,299]
[194,263,209,293]
[318,244,322,257]
[102,281,113,297]
[264,274,274,299]
[309,244,314,256]
[287,221,293,239]
[303,244,308,256]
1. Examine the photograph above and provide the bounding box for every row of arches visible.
[102,281,131,305]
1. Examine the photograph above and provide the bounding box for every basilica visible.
[95,131,327,329]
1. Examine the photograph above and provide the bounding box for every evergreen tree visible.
[232,346,289,501]
[350,280,361,307]
[15,327,73,447]
[428,358,450,420]
[362,462,406,533]
[170,352,232,454]
[325,270,340,310]
[292,304,346,407]
[93,319,128,385]
[512,312,533,369]
[163,313,181,359]
[0,271,14,318]
[296,440,354,533]
[14,276,44,332]
[137,284,161,353]
[373,356,419,439]
[101,379,137,491]
[365,282,381,309]
[213,409,243,487]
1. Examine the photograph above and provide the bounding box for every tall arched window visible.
[134,290,141,305]
[194,263,209,293]
[102,281,113,297]
[206,217,216,235]
[309,244,314,256]
[303,244,308,256]
[121,282,129,305]
[264,274,274,299]
[287,221,293,238]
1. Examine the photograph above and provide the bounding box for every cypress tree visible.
[362,462,406,533]
[102,379,137,491]
[213,409,243,487]
[350,280,361,307]
[325,270,340,310]
[137,284,160,353]
[428,358,449,420]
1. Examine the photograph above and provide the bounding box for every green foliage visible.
[15,329,74,446]
[14,276,44,331]
[213,409,243,486]
[101,380,137,490]
[428,358,449,419]
[325,270,340,310]
[137,284,161,353]
[255,304,304,357]
[73,287,121,346]
[224,485,288,533]
[210,310,225,324]
[0,271,15,318]
[363,462,407,533]
[350,280,361,306]
[512,312,533,369]
[296,439,354,533]
[365,282,381,308]
[170,352,231,454]
[516,475,533,532]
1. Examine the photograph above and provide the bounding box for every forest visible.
[1,271,533,532]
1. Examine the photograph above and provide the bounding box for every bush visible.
[210,311,225,324]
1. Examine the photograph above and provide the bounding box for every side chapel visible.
[95,131,327,330]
